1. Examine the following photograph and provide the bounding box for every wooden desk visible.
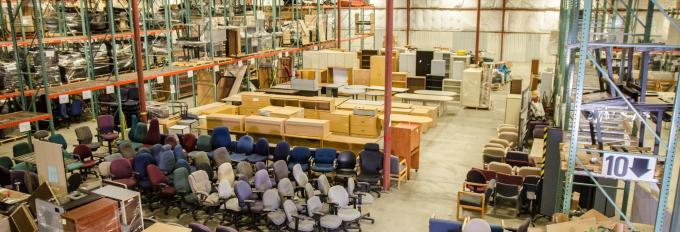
[395,93,453,116]
[0,188,30,205]
[414,90,459,97]
[143,222,191,232]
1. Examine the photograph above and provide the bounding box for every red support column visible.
[131,0,147,121]
[382,0,394,190]
[500,0,507,61]
[474,0,481,65]
[337,4,341,48]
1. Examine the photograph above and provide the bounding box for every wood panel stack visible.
[207,114,246,132]
[350,114,380,138]
[239,92,271,115]
[61,198,121,232]
[391,123,421,178]
[285,118,331,139]
[245,115,286,135]
[318,110,351,134]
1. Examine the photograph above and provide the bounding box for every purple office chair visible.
[97,115,119,154]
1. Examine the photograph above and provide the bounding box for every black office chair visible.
[357,143,383,197]
[67,174,83,193]
[335,151,357,182]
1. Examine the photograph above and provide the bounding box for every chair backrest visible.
[118,141,135,158]
[506,151,529,162]
[211,127,232,150]
[277,178,294,198]
[235,135,254,154]
[127,87,140,101]
[10,170,38,193]
[158,150,176,174]
[0,157,13,170]
[174,145,185,161]
[74,127,93,144]
[217,179,234,199]
[70,99,83,116]
[389,155,401,174]
[282,199,298,222]
[273,141,290,161]
[495,181,521,198]
[172,167,191,194]
[144,119,161,145]
[150,144,164,163]
[48,134,68,150]
[273,160,289,182]
[175,159,191,174]
[317,174,330,195]
[359,144,383,175]
[336,151,356,170]
[213,147,231,167]
[97,115,115,134]
[164,135,178,149]
[196,134,212,152]
[12,142,32,157]
[182,133,197,152]
[304,183,315,200]
[236,162,253,179]
[98,161,112,178]
[193,151,210,166]
[517,167,541,177]
[483,154,504,164]
[254,138,269,156]
[147,164,168,190]
[290,146,311,165]
[463,218,491,232]
[73,144,93,161]
[0,167,12,186]
[429,217,463,232]
[466,169,487,184]
[497,173,524,186]
[328,185,350,207]
[217,163,235,184]
[132,122,148,143]
[110,159,133,179]
[498,132,518,144]
[483,147,506,157]
[314,148,337,165]
[306,196,324,217]
[262,188,281,211]
[188,223,212,232]
[196,162,213,180]
[254,169,272,191]
[189,170,212,195]
[132,153,154,180]
[255,162,266,171]
[292,164,308,187]
[487,162,513,175]
[234,180,253,206]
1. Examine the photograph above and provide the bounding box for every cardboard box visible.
[350,114,380,138]
[207,114,246,132]
[285,118,331,139]
[319,110,351,134]
[245,115,286,135]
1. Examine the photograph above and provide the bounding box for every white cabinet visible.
[505,94,522,125]
[461,68,490,108]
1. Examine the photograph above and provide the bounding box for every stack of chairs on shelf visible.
[456,124,543,220]
[98,126,386,231]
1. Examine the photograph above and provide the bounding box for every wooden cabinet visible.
[207,114,246,132]
[406,76,426,93]
[319,110,351,134]
[442,79,461,102]
[391,123,421,178]
[350,114,380,138]
[392,72,408,88]
[505,94,522,126]
[62,198,121,232]
[92,185,143,232]
[369,56,386,86]
[245,116,286,135]
[285,118,331,139]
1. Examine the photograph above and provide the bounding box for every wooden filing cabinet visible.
[391,123,421,178]
[319,110,351,134]
[92,185,143,232]
[350,114,380,138]
[61,198,121,232]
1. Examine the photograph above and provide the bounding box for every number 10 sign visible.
[601,153,656,182]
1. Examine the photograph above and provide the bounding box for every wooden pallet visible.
[0,134,26,145]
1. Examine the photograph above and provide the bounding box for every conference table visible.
[394,93,454,116]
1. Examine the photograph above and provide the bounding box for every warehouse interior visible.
[0,0,679,231]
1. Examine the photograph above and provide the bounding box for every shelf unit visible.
[442,79,461,102]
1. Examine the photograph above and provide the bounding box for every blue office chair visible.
[288,146,311,171]
[246,138,269,164]
[69,99,83,122]
[312,148,337,174]
[230,135,253,162]
[211,127,231,150]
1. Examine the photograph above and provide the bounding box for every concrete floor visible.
[9,62,677,231]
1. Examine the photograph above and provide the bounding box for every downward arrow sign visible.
[630,158,651,178]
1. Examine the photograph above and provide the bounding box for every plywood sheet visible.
[34,140,67,197]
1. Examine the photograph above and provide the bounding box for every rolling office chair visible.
[97,115,119,154]
[230,136,254,162]
[357,143,383,197]
[74,126,101,151]
[211,127,232,150]
[311,148,337,175]
[247,138,269,164]
[288,146,311,172]
[271,141,290,162]
[335,151,357,182]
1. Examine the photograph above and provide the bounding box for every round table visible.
[365,91,385,101]
[414,90,458,97]
[338,85,368,99]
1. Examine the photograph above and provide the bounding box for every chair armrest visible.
[462,181,488,190]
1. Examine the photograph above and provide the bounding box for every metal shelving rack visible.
[555,0,680,231]
[0,0,373,144]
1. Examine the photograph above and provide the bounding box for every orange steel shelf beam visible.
[0,29,169,48]
[0,112,52,130]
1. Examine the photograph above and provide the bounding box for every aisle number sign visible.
[601,153,656,182]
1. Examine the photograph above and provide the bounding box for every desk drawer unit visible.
[285,118,331,139]
[350,115,380,138]
[319,110,351,134]
[245,116,286,135]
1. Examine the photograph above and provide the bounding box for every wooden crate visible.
[259,106,305,119]
[245,115,286,135]
[319,110,351,134]
[285,118,331,139]
[201,104,239,115]
[350,114,380,138]
[239,105,262,116]
[207,114,246,132]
